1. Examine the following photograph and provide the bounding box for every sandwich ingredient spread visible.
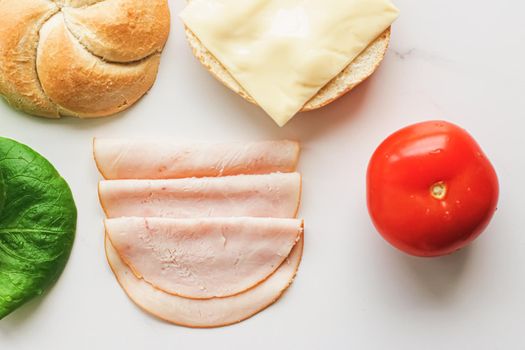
[367,121,499,257]
[99,172,301,219]
[181,0,399,126]
[0,137,77,319]
[95,139,304,327]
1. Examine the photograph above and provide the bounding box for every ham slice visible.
[105,235,303,328]
[105,217,303,299]
[99,172,301,219]
[93,139,300,179]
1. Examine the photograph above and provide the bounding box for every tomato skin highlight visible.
[367,121,499,257]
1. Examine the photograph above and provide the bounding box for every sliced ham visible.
[99,172,301,219]
[105,217,303,299]
[105,235,303,328]
[93,139,300,180]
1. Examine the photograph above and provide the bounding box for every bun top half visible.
[0,0,170,118]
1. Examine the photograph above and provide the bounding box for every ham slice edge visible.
[105,217,303,299]
[98,172,301,219]
[93,139,300,180]
[105,234,303,328]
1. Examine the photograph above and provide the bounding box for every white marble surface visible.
[1,0,524,349]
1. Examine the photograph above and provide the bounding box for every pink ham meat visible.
[105,217,303,299]
[105,235,303,328]
[99,172,301,219]
[93,139,300,179]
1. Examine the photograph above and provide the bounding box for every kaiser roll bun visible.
[0,0,170,118]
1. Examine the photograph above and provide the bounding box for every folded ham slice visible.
[99,172,301,219]
[93,139,300,179]
[105,235,303,328]
[105,217,303,299]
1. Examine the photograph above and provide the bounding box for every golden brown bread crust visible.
[0,0,170,118]
[38,14,161,118]
[56,0,105,6]
[302,29,391,111]
[62,0,170,62]
[0,0,60,117]
[185,27,391,112]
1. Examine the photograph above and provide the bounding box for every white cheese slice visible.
[180,0,399,126]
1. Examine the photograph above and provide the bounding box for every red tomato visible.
[367,121,499,257]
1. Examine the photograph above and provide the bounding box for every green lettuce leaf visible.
[0,137,77,319]
[0,169,5,215]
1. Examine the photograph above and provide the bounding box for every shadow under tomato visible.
[398,246,471,299]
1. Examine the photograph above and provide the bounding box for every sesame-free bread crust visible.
[185,26,391,112]
[0,0,170,118]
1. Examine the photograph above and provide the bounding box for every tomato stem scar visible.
[430,181,447,200]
